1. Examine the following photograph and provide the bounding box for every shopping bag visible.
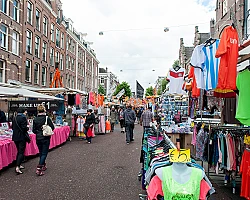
[87,128,93,137]
[105,120,111,132]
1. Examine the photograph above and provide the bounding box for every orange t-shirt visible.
[215,26,239,90]
[188,66,200,98]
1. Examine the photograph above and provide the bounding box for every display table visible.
[0,126,70,171]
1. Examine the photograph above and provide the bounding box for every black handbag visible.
[83,123,90,129]
[15,117,31,143]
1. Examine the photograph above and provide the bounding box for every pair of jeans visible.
[111,123,115,131]
[14,141,26,167]
[125,123,134,142]
[85,128,92,143]
[36,139,50,165]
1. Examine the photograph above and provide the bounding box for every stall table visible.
[0,126,70,171]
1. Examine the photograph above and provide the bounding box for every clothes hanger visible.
[173,65,181,71]
[204,38,216,47]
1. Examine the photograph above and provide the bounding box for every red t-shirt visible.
[215,26,239,90]
[188,66,200,98]
[240,150,250,199]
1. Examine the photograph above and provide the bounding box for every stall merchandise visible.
[0,126,70,171]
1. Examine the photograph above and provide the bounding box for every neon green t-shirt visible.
[162,166,202,200]
[236,70,250,126]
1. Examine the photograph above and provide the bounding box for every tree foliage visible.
[113,81,132,97]
[98,85,106,95]
[145,86,154,96]
[157,78,168,95]
[172,60,180,68]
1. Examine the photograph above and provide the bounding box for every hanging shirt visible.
[202,40,220,90]
[240,150,250,199]
[188,67,200,98]
[162,166,203,200]
[215,26,239,90]
[167,67,185,95]
[190,45,206,89]
[236,70,250,126]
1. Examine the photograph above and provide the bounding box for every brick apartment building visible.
[0,0,23,84]
[0,0,99,93]
[64,17,99,93]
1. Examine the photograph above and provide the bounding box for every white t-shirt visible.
[167,67,185,95]
[190,45,206,89]
[77,117,85,132]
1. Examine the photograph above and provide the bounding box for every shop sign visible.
[9,100,59,112]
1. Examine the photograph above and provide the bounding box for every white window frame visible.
[25,59,32,82]
[43,16,48,37]
[13,0,19,22]
[61,33,64,49]
[1,0,8,14]
[60,53,63,70]
[0,24,8,50]
[35,36,40,58]
[56,28,60,47]
[42,41,47,61]
[34,63,39,84]
[35,9,41,31]
[41,66,46,86]
[27,1,33,25]
[55,51,59,63]
[26,30,32,54]
[50,47,54,66]
[0,60,5,83]
[51,23,54,42]
[12,31,19,55]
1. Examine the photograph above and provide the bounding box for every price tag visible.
[169,149,191,163]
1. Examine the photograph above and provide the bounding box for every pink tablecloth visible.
[0,126,70,170]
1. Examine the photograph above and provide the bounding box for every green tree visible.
[113,81,132,98]
[98,85,106,95]
[145,86,154,96]
[157,78,168,95]
[172,59,180,68]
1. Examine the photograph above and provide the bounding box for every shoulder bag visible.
[42,116,54,136]
[15,116,31,143]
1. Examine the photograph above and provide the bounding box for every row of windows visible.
[0,23,20,55]
[78,63,84,77]
[25,59,46,86]
[66,55,75,71]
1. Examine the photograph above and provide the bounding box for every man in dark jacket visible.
[123,104,136,144]
[12,107,29,174]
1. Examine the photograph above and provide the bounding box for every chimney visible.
[210,19,215,38]
[195,26,199,34]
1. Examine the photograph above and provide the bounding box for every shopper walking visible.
[123,104,136,144]
[12,107,30,174]
[118,107,125,133]
[140,107,154,132]
[33,105,55,176]
[94,109,99,134]
[84,109,95,144]
[110,106,117,132]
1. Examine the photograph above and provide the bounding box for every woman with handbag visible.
[33,105,54,176]
[84,109,95,144]
[12,107,30,175]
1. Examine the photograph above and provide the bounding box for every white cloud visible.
[61,0,216,91]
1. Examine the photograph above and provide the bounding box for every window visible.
[50,48,54,66]
[25,59,31,82]
[72,76,74,89]
[56,29,60,47]
[68,75,71,88]
[12,31,19,55]
[1,0,7,14]
[26,30,32,54]
[35,36,40,58]
[50,23,54,42]
[72,59,74,71]
[66,55,68,69]
[55,51,59,63]
[34,63,39,84]
[13,0,19,22]
[50,72,53,85]
[101,77,104,85]
[27,1,33,24]
[35,9,41,31]
[61,33,64,49]
[68,56,71,70]
[42,66,46,86]
[60,54,63,70]
[222,0,228,16]
[42,42,47,61]
[0,60,5,83]
[43,16,48,36]
[0,24,8,50]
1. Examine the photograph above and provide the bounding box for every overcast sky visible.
[61,0,216,91]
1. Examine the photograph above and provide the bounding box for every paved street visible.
[0,125,245,200]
